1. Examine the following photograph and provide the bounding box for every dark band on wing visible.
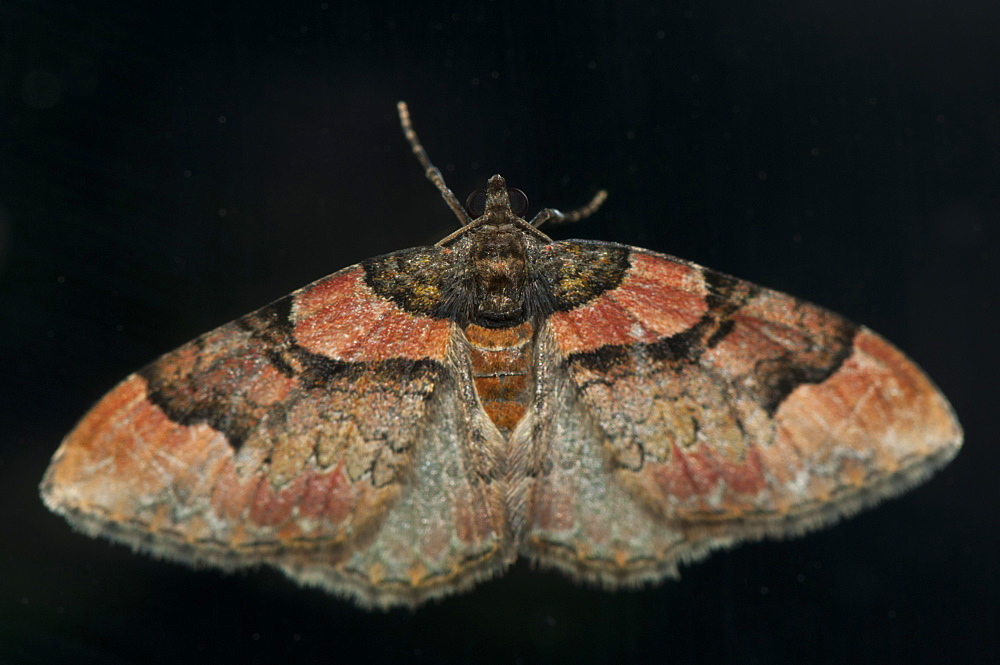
[565,268,756,375]
[750,320,858,414]
[362,247,453,316]
[565,266,859,414]
[544,242,631,312]
[140,295,446,452]
[648,270,757,364]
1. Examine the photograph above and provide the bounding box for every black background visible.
[2,1,997,663]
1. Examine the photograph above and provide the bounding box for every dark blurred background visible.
[1,1,996,663]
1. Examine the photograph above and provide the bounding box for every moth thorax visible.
[470,230,530,325]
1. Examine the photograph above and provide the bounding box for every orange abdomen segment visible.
[463,322,535,437]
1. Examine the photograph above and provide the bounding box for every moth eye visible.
[508,188,529,216]
[465,190,487,217]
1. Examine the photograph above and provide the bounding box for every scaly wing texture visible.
[521,242,961,586]
[41,259,510,608]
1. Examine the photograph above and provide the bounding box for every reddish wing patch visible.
[42,373,378,556]
[293,267,451,362]
[549,251,708,354]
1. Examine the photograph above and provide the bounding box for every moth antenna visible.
[397,101,472,227]
[529,189,608,228]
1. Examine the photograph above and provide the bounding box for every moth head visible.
[396,101,603,247]
[464,174,529,221]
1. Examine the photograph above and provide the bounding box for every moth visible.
[41,102,962,609]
